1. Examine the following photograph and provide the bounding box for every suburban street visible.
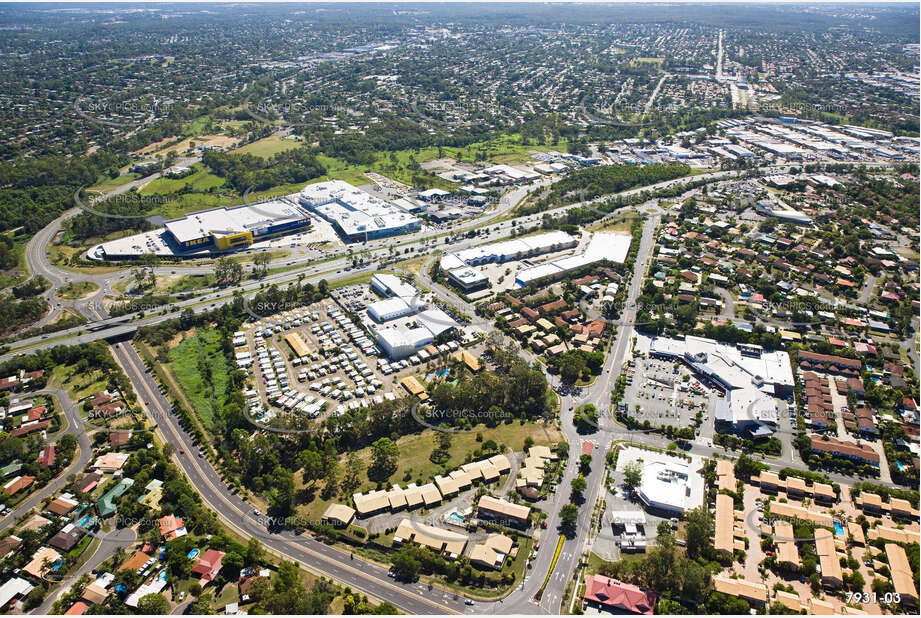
[5,156,915,614]
[0,387,92,533]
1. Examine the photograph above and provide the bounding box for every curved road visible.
[0,387,93,533]
[9,158,913,614]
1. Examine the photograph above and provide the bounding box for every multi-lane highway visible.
[8,158,912,614]
[108,338,468,615]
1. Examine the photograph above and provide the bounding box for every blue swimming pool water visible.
[158,571,168,582]
[447,512,464,523]
[834,521,845,536]
[77,515,92,527]
[895,461,906,471]
[187,548,200,560]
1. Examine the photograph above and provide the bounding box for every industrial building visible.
[367,297,417,323]
[649,335,794,439]
[163,199,310,251]
[371,273,418,299]
[93,197,311,259]
[372,308,458,360]
[754,200,813,226]
[438,230,578,291]
[446,266,489,292]
[617,447,705,515]
[299,180,421,242]
[514,232,632,287]
[444,230,577,266]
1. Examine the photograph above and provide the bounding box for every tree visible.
[246,538,264,567]
[560,503,579,536]
[222,551,245,579]
[570,475,587,500]
[623,461,643,488]
[254,252,271,278]
[137,593,169,615]
[342,452,364,494]
[683,505,714,560]
[733,453,765,479]
[579,454,592,474]
[368,438,399,482]
[391,548,422,580]
[266,466,294,516]
[574,404,599,433]
[430,427,452,464]
[558,352,586,383]
[297,449,324,485]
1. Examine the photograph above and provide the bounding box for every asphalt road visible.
[8,158,913,614]
[33,527,137,615]
[0,387,92,533]
[109,339,466,615]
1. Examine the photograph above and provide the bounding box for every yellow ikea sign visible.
[214,231,253,250]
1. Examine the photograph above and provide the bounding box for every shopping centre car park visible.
[621,355,715,437]
[237,299,399,424]
[235,286,466,425]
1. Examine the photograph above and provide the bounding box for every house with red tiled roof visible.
[37,445,55,468]
[74,473,101,494]
[538,299,567,315]
[89,392,114,407]
[560,308,581,323]
[3,475,35,496]
[109,431,131,448]
[64,601,89,615]
[585,320,606,337]
[92,400,126,418]
[809,435,879,467]
[192,549,225,587]
[0,535,22,558]
[521,307,539,322]
[26,406,46,422]
[118,550,151,572]
[583,575,656,615]
[10,421,49,438]
[158,514,187,542]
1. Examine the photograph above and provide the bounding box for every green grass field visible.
[50,363,110,401]
[55,281,99,300]
[87,172,141,194]
[141,164,226,196]
[309,132,569,189]
[351,421,559,492]
[0,231,29,290]
[167,329,233,429]
[233,135,302,158]
[297,420,561,521]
